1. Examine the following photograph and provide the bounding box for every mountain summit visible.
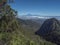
[35,18,60,45]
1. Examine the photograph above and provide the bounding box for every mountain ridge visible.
[35,18,60,45]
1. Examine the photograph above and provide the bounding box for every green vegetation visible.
[0,0,57,45]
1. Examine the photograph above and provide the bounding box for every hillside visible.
[17,18,57,45]
[35,18,60,45]
[17,18,41,31]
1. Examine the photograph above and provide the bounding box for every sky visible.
[10,0,60,16]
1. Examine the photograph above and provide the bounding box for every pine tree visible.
[0,0,18,32]
[0,0,19,45]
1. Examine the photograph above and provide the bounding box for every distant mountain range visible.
[19,15,60,20]
[19,15,60,25]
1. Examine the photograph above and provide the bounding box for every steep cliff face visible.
[35,18,60,45]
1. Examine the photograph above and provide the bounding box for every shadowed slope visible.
[35,18,60,45]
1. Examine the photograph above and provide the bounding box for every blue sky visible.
[10,0,60,16]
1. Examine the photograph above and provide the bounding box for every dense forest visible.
[0,0,58,45]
